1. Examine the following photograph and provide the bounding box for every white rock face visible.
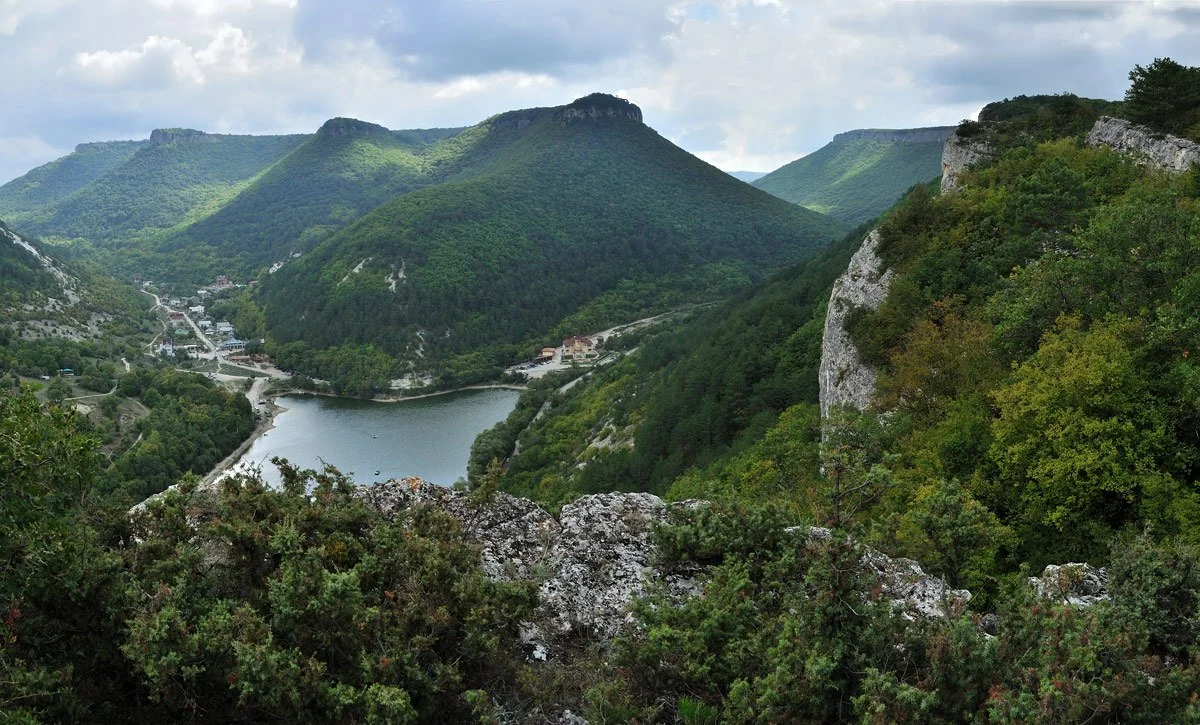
[940,131,994,193]
[1085,116,1200,173]
[1029,563,1109,607]
[819,230,893,418]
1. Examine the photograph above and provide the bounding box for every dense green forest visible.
[753,128,951,226]
[157,121,469,272]
[482,65,1200,573]
[258,94,845,393]
[6,59,1200,722]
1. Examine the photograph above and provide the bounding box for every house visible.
[563,336,599,361]
[188,305,205,316]
[198,319,212,330]
[214,321,234,335]
[535,346,557,362]
[215,275,232,288]
[156,341,175,358]
[220,338,247,352]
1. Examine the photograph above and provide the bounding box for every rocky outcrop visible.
[358,478,966,660]
[1030,563,1109,607]
[940,130,994,192]
[1085,116,1200,173]
[148,128,211,146]
[316,117,394,140]
[819,229,893,418]
[832,127,953,145]
[560,93,643,124]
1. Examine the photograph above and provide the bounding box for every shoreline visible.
[271,382,527,404]
[199,391,290,486]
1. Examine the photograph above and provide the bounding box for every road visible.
[517,307,698,380]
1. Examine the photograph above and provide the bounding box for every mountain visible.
[257,94,848,391]
[2,130,308,245]
[753,126,952,226]
[157,121,468,271]
[0,140,146,217]
[728,170,766,183]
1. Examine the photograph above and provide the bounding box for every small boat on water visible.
[372,434,378,439]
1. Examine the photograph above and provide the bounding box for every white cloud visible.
[2,0,1200,185]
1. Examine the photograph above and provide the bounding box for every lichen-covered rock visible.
[539,492,699,641]
[940,130,994,192]
[1030,563,1109,607]
[359,477,559,581]
[358,480,701,659]
[861,549,972,619]
[801,527,971,619]
[1085,116,1200,173]
[819,229,893,417]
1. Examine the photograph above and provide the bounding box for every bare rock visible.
[819,229,893,418]
[940,130,994,193]
[359,477,559,581]
[1030,563,1109,607]
[862,549,972,619]
[1085,116,1200,173]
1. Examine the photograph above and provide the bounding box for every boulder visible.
[1030,563,1109,607]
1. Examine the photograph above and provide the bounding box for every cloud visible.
[0,135,71,191]
[294,0,678,81]
[3,0,1200,187]
[72,35,206,87]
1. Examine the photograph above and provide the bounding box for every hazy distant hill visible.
[728,170,766,183]
[754,127,952,225]
[259,94,848,383]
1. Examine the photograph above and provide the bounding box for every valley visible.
[4,39,1200,723]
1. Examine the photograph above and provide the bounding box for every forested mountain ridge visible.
[0,140,147,217]
[753,125,952,225]
[257,93,848,392]
[157,120,469,273]
[3,130,309,246]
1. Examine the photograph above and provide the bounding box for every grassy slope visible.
[259,97,848,365]
[754,132,949,226]
[0,140,147,217]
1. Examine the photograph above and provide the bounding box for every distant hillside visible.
[4,130,308,244]
[753,127,952,226]
[259,94,848,392]
[159,122,468,270]
[728,170,766,183]
[0,140,146,217]
[0,221,142,342]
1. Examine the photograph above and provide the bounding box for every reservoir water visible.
[232,389,520,487]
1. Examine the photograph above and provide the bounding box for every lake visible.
[231,389,520,487]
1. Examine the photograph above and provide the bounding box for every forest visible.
[5,58,1200,722]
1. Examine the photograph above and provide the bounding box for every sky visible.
[1,0,1198,184]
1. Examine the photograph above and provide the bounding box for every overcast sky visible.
[1,0,1198,184]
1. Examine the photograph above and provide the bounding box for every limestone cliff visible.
[819,229,893,418]
[1085,116,1200,172]
[940,129,994,192]
[148,128,212,146]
